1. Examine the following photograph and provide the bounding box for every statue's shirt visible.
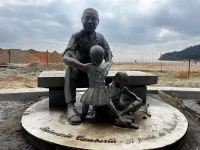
[107,82,122,109]
[63,30,111,63]
[80,62,112,106]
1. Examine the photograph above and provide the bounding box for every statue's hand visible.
[65,51,75,58]
[137,97,142,103]
[116,116,127,127]
[85,63,91,65]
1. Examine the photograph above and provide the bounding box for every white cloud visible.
[136,0,170,14]
[157,28,179,38]
[33,20,64,27]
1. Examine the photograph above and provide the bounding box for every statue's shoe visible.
[66,108,81,125]
[140,104,151,117]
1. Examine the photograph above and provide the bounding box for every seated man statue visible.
[62,8,112,125]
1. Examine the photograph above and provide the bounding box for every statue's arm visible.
[101,35,112,62]
[63,56,89,72]
[62,35,76,58]
[103,57,112,71]
[108,100,120,118]
[62,35,89,72]
[108,100,128,127]
[122,87,142,102]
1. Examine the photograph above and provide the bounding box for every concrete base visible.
[0,88,48,101]
[22,97,188,150]
[147,87,200,99]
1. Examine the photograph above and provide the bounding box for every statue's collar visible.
[81,29,96,37]
[112,82,119,91]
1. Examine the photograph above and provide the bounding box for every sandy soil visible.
[154,74,200,88]
[1,63,200,89]
[0,63,66,89]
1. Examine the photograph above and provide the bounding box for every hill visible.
[159,44,200,61]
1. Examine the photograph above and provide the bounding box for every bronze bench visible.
[38,71,158,107]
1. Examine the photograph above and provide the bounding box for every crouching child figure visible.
[107,72,143,129]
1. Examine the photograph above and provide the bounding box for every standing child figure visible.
[80,45,112,118]
[64,45,129,126]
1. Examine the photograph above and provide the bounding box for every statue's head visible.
[114,72,128,88]
[90,45,104,66]
[82,8,99,32]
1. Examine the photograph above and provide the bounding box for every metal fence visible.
[0,50,200,77]
[111,52,200,77]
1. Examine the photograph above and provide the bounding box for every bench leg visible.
[49,88,66,107]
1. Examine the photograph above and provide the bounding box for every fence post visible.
[47,50,48,65]
[188,59,191,77]
[160,50,162,76]
[8,50,11,63]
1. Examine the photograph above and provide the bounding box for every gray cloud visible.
[0,0,200,53]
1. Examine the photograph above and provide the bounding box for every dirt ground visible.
[0,63,66,89]
[1,63,200,89]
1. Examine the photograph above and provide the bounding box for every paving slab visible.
[158,90,200,120]
[0,88,48,101]
[148,87,200,99]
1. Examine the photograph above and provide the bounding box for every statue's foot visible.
[130,123,139,129]
[123,114,135,123]
[66,107,81,125]
[123,116,139,129]
[115,118,139,129]
[141,104,151,117]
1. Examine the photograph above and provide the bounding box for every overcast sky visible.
[0,0,200,54]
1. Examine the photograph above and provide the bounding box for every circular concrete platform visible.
[21,98,188,150]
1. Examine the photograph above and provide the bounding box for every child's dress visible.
[80,62,111,106]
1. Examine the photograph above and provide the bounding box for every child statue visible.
[107,72,143,129]
[64,45,129,126]
[80,45,112,118]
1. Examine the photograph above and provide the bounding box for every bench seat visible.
[38,71,158,107]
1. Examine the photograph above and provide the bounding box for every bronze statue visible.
[62,8,112,125]
[80,45,112,119]
[64,45,134,127]
[107,72,143,128]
